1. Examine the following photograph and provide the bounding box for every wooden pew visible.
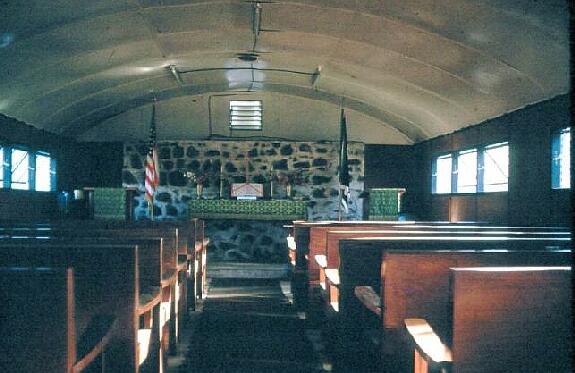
[191,218,209,302]
[319,228,570,302]
[337,235,571,318]
[291,221,423,309]
[0,267,81,372]
[292,220,567,276]
[331,237,570,371]
[301,222,539,281]
[405,266,572,373]
[290,221,568,310]
[0,229,184,357]
[377,249,571,372]
[0,219,200,355]
[0,244,144,372]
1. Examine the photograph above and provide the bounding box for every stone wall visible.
[122,140,365,262]
[123,140,364,220]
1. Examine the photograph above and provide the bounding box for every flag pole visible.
[145,94,159,221]
[150,96,156,221]
[338,187,342,221]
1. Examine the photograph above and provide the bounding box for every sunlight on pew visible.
[325,269,340,312]
[287,235,296,251]
[315,255,327,290]
[455,266,570,271]
[137,328,152,366]
[160,301,171,329]
[405,318,451,373]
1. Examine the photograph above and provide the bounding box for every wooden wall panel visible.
[449,195,477,222]
[451,126,480,150]
[0,189,58,221]
[476,193,508,224]
[411,95,570,226]
[430,195,450,221]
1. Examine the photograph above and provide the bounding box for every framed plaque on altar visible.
[231,183,264,199]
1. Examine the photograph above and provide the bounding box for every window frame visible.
[432,153,453,194]
[481,142,509,193]
[455,148,478,193]
[431,141,509,195]
[551,127,570,190]
[0,144,56,192]
[35,151,56,192]
[0,146,4,188]
[10,147,31,190]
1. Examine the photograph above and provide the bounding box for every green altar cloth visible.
[188,200,307,220]
[92,187,126,220]
[368,188,405,220]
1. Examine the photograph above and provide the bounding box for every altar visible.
[188,199,307,221]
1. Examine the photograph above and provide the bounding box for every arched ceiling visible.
[0,0,569,144]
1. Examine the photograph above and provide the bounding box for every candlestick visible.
[220,151,224,198]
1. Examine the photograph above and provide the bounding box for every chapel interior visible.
[0,1,572,373]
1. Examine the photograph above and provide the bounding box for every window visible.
[552,127,570,189]
[229,100,263,130]
[0,147,4,188]
[483,142,508,192]
[11,149,29,190]
[432,154,452,194]
[456,149,478,193]
[0,146,56,191]
[432,142,508,194]
[35,152,53,192]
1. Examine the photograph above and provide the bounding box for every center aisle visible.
[180,264,328,373]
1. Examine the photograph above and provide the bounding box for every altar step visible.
[208,261,290,279]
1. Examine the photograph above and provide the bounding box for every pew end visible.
[404,318,452,373]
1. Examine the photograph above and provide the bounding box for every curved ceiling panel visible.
[78,92,412,144]
[0,0,569,143]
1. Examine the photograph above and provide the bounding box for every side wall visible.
[410,95,570,226]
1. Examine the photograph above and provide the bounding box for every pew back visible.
[0,267,75,372]
[382,250,572,334]
[0,243,139,372]
[338,236,571,316]
[450,267,572,373]
[326,228,569,268]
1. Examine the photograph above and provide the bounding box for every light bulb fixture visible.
[168,64,185,86]
[311,65,322,88]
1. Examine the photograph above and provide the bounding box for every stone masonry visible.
[123,140,365,262]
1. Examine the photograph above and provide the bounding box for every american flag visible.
[145,103,159,205]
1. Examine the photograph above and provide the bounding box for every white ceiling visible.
[0,0,569,144]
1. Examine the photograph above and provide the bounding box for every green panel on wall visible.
[368,188,405,220]
[93,188,126,220]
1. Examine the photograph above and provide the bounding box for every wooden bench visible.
[405,266,572,373]
[333,237,570,372]
[0,228,184,357]
[337,235,571,317]
[290,221,567,310]
[318,228,570,305]
[191,218,209,301]
[378,249,571,372]
[301,221,542,282]
[0,244,148,372]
